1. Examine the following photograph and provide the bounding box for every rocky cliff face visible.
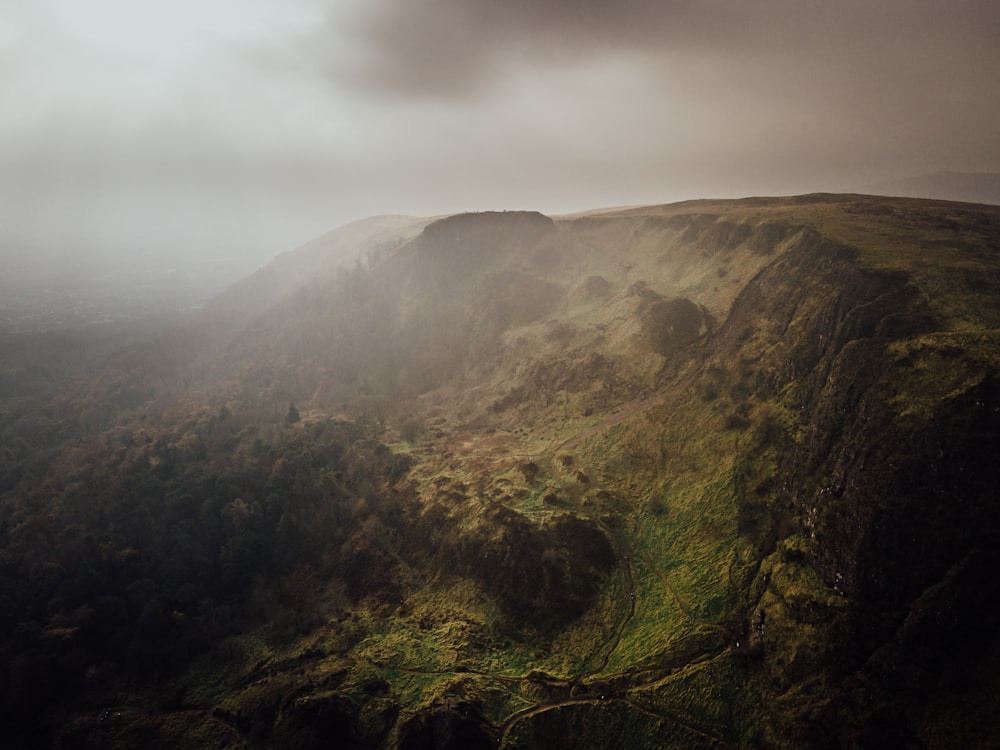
[702,216,1000,745]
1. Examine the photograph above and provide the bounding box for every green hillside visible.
[2,194,999,748]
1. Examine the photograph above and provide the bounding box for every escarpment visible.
[7,195,1000,749]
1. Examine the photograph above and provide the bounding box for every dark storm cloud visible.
[313,0,1000,196]
[325,0,714,97]
[335,0,1000,100]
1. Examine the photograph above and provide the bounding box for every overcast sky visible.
[2,0,998,274]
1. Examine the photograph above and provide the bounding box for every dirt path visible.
[496,694,735,749]
[581,551,636,677]
[497,698,604,747]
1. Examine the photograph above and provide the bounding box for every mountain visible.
[855,171,1000,205]
[204,214,432,320]
[2,194,999,748]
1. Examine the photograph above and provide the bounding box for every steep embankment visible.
[699,213,1000,746]
[3,195,999,749]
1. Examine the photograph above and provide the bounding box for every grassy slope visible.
[55,195,1000,749]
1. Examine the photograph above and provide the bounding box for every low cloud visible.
[2,0,998,277]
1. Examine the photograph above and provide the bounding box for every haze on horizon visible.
[2,0,998,279]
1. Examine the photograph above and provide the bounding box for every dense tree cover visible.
[0,403,410,740]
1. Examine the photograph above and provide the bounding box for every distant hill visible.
[204,213,431,319]
[3,194,1000,749]
[854,170,1000,205]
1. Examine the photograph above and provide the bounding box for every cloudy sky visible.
[2,0,998,274]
